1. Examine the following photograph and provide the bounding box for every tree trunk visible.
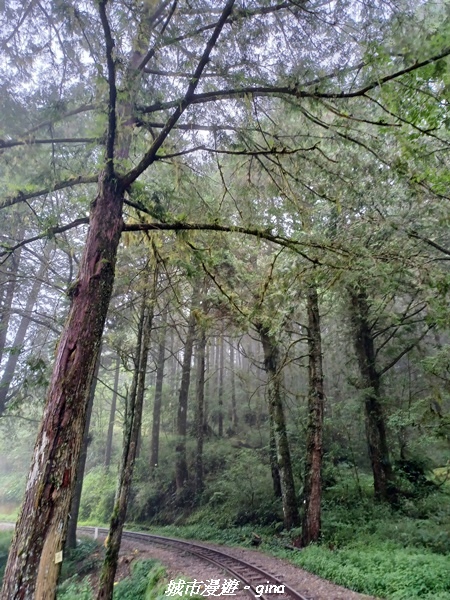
[269,411,282,498]
[195,328,207,496]
[97,284,154,600]
[0,256,47,414]
[0,236,23,366]
[302,285,325,546]
[175,286,199,493]
[350,288,395,501]
[218,334,224,436]
[258,326,300,529]
[66,349,101,549]
[229,340,238,431]
[150,311,167,470]
[1,174,124,600]
[105,354,120,470]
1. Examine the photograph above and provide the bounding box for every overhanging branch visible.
[0,176,98,210]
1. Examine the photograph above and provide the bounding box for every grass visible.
[0,530,13,585]
[57,558,205,600]
[274,543,450,600]
[136,486,450,600]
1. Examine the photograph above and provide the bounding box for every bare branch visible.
[0,176,97,210]
[122,0,236,187]
[138,47,450,113]
[379,325,434,377]
[98,0,117,176]
[0,218,89,259]
[0,137,101,150]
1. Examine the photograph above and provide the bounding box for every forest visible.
[0,0,450,599]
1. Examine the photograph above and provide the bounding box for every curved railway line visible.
[78,526,314,600]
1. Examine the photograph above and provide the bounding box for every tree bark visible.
[302,285,325,546]
[258,326,300,529]
[218,334,224,436]
[104,354,120,470]
[195,328,207,496]
[269,411,282,498]
[150,311,167,470]
[175,286,199,493]
[97,282,154,600]
[350,288,395,501]
[1,174,124,600]
[229,340,238,431]
[66,349,101,549]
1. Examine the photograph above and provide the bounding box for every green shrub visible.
[0,531,12,587]
[79,467,117,523]
[57,578,92,600]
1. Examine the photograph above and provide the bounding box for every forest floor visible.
[0,523,380,598]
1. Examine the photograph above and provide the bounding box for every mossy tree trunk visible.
[350,288,395,501]
[258,326,300,529]
[218,334,224,436]
[302,285,325,546]
[105,354,120,470]
[229,341,238,432]
[150,310,167,470]
[195,327,207,496]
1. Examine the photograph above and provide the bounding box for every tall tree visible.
[258,325,300,529]
[98,275,155,600]
[175,284,200,493]
[104,354,121,470]
[2,1,449,595]
[150,310,167,470]
[302,284,325,545]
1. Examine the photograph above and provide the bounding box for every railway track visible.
[78,526,314,600]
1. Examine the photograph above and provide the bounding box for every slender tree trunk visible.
[258,326,299,529]
[195,328,207,496]
[218,334,224,436]
[97,284,154,600]
[0,257,47,414]
[350,288,395,501]
[1,174,124,600]
[150,311,167,470]
[269,411,282,498]
[302,285,325,546]
[175,287,199,493]
[105,354,120,470]
[0,239,23,366]
[204,339,210,430]
[229,340,238,431]
[66,350,101,549]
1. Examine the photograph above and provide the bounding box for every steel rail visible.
[78,526,313,600]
